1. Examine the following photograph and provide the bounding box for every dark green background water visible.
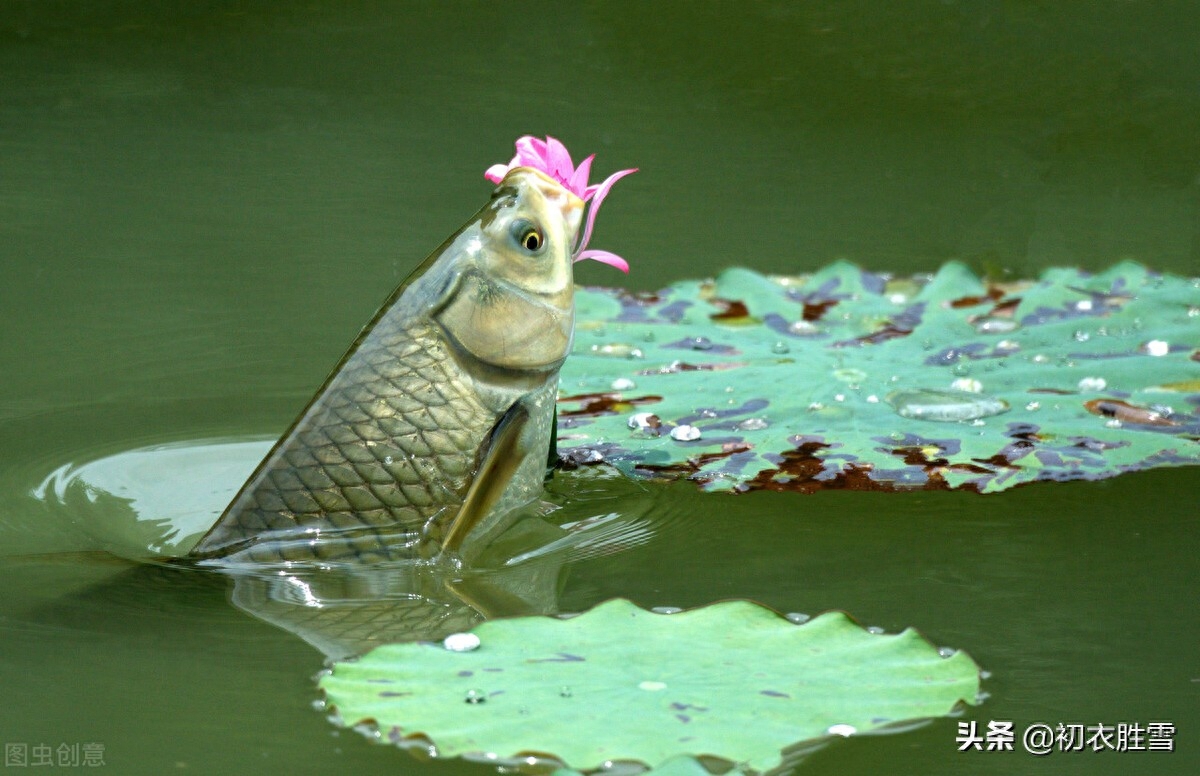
[2,2,1197,774]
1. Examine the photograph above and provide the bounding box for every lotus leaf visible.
[557,261,1200,493]
[319,598,980,772]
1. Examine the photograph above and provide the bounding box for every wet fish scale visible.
[191,315,499,563]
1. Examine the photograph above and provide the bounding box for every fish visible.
[189,166,590,566]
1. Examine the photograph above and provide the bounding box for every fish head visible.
[434,167,583,373]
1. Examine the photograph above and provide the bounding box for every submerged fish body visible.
[190,168,584,566]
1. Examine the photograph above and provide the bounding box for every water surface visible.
[2,3,1197,774]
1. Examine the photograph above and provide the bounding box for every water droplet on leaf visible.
[669,424,702,441]
[949,378,983,393]
[1142,340,1170,356]
[443,633,481,652]
[887,389,1009,422]
[973,317,1019,334]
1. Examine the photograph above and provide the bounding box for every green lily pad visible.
[557,261,1200,493]
[319,598,980,772]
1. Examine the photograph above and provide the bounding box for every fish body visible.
[190,168,583,565]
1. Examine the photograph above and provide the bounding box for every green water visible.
[2,2,1197,774]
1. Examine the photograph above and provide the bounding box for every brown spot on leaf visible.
[709,298,757,323]
[1084,399,1179,426]
[802,299,838,321]
[558,392,662,417]
[947,287,1004,308]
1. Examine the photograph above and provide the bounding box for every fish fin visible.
[439,401,530,556]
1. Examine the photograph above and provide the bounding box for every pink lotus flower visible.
[485,135,637,273]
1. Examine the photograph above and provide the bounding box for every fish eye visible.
[510,219,545,254]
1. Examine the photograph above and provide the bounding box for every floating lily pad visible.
[319,598,980,773]
[558,261,1200,493]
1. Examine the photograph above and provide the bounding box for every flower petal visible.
[484,163,511,184]
[567,154,594,199]
[575,167,637,258]
[514,136,548,168]
[574,249,630,274]
[544,136,574,182]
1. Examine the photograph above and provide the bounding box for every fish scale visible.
[191,309,508,565]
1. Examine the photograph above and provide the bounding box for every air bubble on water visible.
[1105,419,1123,429]
[950,378,983,393]
[651,606,683,614]
[995,339,1020,352]
[771,341,790,354]
[834,393,846,402]
[970,418,985,426]
[866,626,884,635]
[920,339,934,352]
[464,690,487,704]
[866,394,880,403]
[827,724,857,737]
[1031,354,1051,364]
[629,348,645,359]
[785,612,810,624]
[724,386,734,393]
[1077,376,1107,392]
[951,360,971,377]
[807,402,825,412]
[1075,299,1094,312]
[670,424,702,441]
[1187,305,1200,318]
[938,646,957,658]
[688,336,713,351]
[887,389,1009,422]
[611,377,636,391]
[443,633,481,652]
[1073,330,1090,342]
[737,418,769,431]
[559,687,573,698]
[1025,401,1041,412]
[698,408,718,419]
[1143,340,1170,357]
